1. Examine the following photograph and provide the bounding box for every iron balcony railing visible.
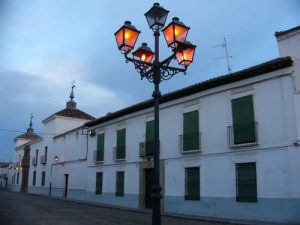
[139,140,157,158]
[179,132,201,153]
[40,155,46,165]
[228,122,259,147]
[31,157,37,166]
[93,150,104,163]
[113,146,126,161]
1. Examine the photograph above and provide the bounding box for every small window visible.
[236,162,257,202]
[185,167,200,200]
[95,172,103,195]
[115,171,124,196]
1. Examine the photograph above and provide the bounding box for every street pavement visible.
[0,190,284,225]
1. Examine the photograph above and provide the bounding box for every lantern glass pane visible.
[133,50,154,63]
[145,53,154,62]
[174,24,188,43]
[163,25,174,46]
[176,50,184,65]
[124,28,139,50]
[115,29,124,48]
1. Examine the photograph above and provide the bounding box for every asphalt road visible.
[0,190,240,225]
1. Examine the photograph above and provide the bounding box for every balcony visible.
[93,150,104,163]
[40,155,46,165]
[113,146,126,161]
[179,132,201,153]
[228,122,258,147]
[139,141,156,158]
[32,157,37,166]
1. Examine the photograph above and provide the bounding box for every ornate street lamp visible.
[114,3,196,225]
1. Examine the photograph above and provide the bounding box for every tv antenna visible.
[213,37,233,74]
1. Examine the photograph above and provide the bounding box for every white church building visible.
[8,25,300,224]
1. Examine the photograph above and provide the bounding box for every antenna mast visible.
[213,37,233,73]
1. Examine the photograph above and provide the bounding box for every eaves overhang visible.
[85,56,293,128]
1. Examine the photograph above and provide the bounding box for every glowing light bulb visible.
[141,54,146,61]
[125,32,130,39]
[175,29,179,36]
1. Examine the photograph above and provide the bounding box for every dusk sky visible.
[0,0,299,161]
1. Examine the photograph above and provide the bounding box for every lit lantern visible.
[54,155,59,162]
[175,41,196,66]
[114,21,140,54]
[133,43,154,63]
[162,17,190,49]
[144,3,169,31]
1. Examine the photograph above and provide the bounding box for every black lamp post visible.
[114,3,196,225]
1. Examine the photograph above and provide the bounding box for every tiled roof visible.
[54,108,95,121]
[275,26,300,37]
[85,56,293,128]
[0,162,11,168]
[14,133,41,141]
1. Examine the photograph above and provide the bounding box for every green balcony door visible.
[97,134,104,161]
[231,95,255,144]
[183,111,199,151]
[145,121,154,155]
[116,129,126,159]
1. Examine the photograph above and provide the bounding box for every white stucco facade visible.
[7,26,300,223]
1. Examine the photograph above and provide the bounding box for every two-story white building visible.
[9,25,300,224]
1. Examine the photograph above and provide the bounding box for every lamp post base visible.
[151,184,162,225]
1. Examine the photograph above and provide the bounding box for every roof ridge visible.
[85,57,292,128]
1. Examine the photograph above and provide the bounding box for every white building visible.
[9,25,300,224]
[0,162,12,188]
[9,87,94,195]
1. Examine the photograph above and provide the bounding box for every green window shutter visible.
[97,134,104,161]
[236,163,257,202]
[17,173,19,185]
[145,121,154,155]
[41,171,45,186]
[95,172,103,195]
[183,111,199,151]
[231,95,255,144]
[185,167,200,200]
[116,129,126,159]
[116,171,124,196]
[33,171,36,186]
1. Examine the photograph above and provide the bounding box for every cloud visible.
[1,57,128,117]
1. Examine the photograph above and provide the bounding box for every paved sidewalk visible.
[0,190,294,225]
